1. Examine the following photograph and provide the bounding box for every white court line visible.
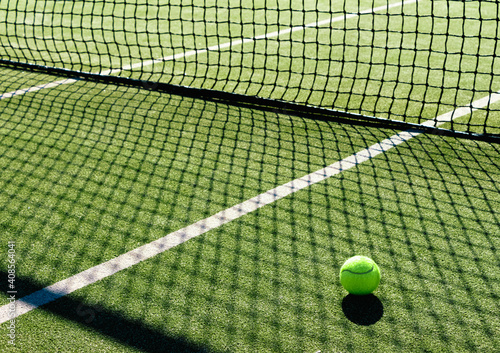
[1,88,499,324]
[0,0,417,100]
[0,78,79,100]
[107,0,418,75]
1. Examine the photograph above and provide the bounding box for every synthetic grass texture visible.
[0,68,389,284]
[0,68,499,352]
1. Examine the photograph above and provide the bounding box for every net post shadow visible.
[1,270,216,353]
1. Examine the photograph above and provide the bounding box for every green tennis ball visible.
[340,256,381,295]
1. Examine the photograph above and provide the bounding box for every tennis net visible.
[1,0,499,138]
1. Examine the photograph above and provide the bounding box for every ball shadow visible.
[341,294,384,326]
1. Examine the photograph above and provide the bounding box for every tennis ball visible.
[340,256,381,295]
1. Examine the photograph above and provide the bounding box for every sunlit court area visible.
[0,0,499,352]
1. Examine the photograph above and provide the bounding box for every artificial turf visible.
[0,68,499,352]
[0,0,499,351]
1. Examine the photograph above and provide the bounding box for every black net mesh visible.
[1,0,500,137]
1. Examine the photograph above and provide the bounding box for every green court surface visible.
[1,0,500,352]
[0,67,499,352]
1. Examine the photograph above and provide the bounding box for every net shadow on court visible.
[0,271,216,353]
[0,66,499,352]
